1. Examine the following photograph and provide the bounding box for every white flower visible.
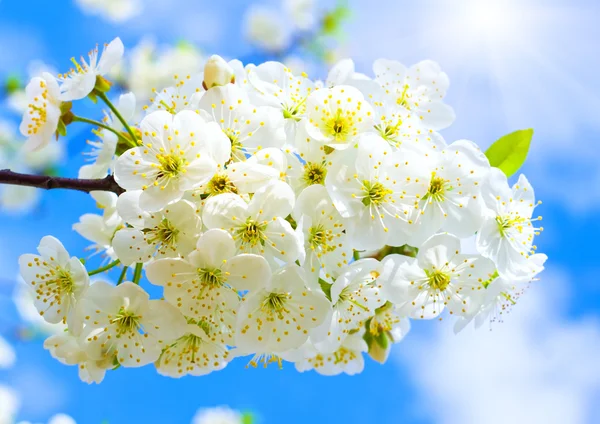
[58,37,124,101]
[236,265,331,352]
[47,414,77,424]
[197,84,285,161]
[454,253,547,333]
[114,110,231,212]
[380,233,496,319]
[146,229,271,342]
[244,6,293,52]
[313,259,385,353]
[145,73,204,115]
[75,0,141,23]
[246,61,316,139]
[284,0,315,30]
[203,55,236,89]
[73,192,123,260]
[192,407,242,424]
[373,59,455,130]
[12,282,67,335]
[80,281,187,367]
[295,332,368,376]
[19,72,62,151]
[407,139,491,245]
[19,138,65,172]
[365,303,411,363]
[113,193,201,265]
[325,134,426,251]
[0,184,40,213]
[293,184,352,284]
[156,323,230,378]
[477,168,543,279]
[18,236,89,332]
[79,92,136,179]
[202,181,302,263]
[44,333,112,384]
[304,85,375,150]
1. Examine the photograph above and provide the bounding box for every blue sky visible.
[1,0,599,423]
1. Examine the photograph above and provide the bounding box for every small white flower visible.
[304,85,375,150]
[313,259,385,353]
[202,181,302,263]
[246,61,316,139]
[293,184,352,284]
[145,73,204,115]
[80,281,187,367]
[44,332,112,384]
[477,168,543,279]
[236,265,331,352]
[146,229,271,342]
[407,139,490,245]
[79,92,136,179]
[156,322,230,378]
[18,236,89,332]
[114,110,231,212]
[0,385,19,424]
[284,0,315,30]
[58,37,124,101]
[454,253,548,333]
[197,84,285,161]
[203,55,236,89]
[244,6,293,52]
[380,233,496,319]
[295,332,368,376]
[373,59,455,130]
[113,193,202,265]
[19,72,62,151]
[73,192,123,260]
[0,335,16,369]
[325,135,427,250]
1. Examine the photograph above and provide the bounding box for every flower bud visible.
[203,55,235,90]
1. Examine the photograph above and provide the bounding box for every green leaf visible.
[485,129,534,177]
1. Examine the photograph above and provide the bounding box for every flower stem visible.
[96,91,139,146]
[132,263,144,285]
[117,266,129,285]
[88,259,121,276]
[71,116,133,146]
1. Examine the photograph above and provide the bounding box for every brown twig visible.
[0,169,124,195]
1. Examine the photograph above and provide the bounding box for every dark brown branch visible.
[0,169,124,195]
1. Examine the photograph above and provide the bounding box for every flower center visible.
[223,127,243,153]
[156,153,185,180]
[198,268,224,287]
[361,180,393,207]
[427,270,451,291]
[496,215,528,236]
[144,218,179,247]
[236,219,267,247]
[308,224,335,252]
[282,97,307,121]
[325,109,355,142]
[302,162,327,186]
[375,118,403,146]
[423,176,448,202]
[112,308,141,334]
[261,292,290,315]
[333,347,358,365]
[207,173,238,195]
[47,268,75,295]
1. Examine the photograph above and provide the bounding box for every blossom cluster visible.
[16,38,546,383]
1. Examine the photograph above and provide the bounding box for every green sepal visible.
[485,129,534,177]
[94,74,113,93]
[56,119,67,137]
[88,91,98,104]
[318,278,332,301]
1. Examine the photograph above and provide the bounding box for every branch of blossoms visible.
[12,36,546,385]
[0,169,124,195]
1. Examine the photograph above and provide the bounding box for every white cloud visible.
[8,367,67,418]
[0,335,16,369]
[0,384,19,424]
[397,269,600,424]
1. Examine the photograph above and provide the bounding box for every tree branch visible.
[0,169,124,195]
